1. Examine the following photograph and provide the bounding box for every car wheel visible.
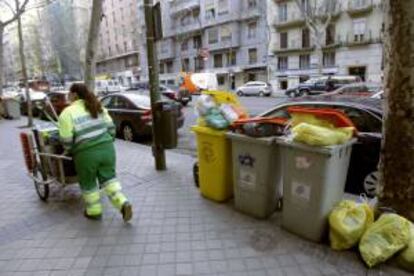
[193,162,199,188]
[237,91,244,97]
[363,171,379,197]
[297,90,308,97]
[259,91,265,97]
[122,123,135,142]
[182,101,189,107]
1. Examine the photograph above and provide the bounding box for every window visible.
[301,0,310,14]
[323,51,336,67]
[166,61,174,73]
[220,27,232,42]
[280,32,288,49]
[278,4,287,22]
[214,54,223,68]
[159,62,165,74]
[247,0,257,9]
[217,75,226,85]
[218,0,229,15]
[248,48,257,64]
[226,51,236,66]
[193,35,202,49]
[353,19,367,42]
[205,0,215,20]
[181,58,190,71]
[302,28,310,48]
[247,21,257,39]
[194,57,204,71]
[326,24,335,45]
[299,55,310,69]
[277,56,288,70]
[124,41,128,52]
[181,40,189,51]
[208,28,219,44]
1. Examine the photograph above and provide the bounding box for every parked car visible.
[126,82,149,91]
[314,82,382,98]
[236,81,272,97]
[100,92,184,142]
[260,97,383,197]
[20,89,47,117]
[94,80,122,95]
[286,76,362,98]
[160,85,192,106]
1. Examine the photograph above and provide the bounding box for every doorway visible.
[349,66,366,81]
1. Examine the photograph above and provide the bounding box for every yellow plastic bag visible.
[397,224,414,272]
[292,123,353,146]
[359,213,411,268]
[329,200,374,250]
[291,113,335,128]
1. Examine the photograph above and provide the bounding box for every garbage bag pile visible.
[329,200,414,271]
[288,108,356,147]
[195,92,248,130]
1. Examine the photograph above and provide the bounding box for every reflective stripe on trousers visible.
[103,180,128,210]
[82,190,103,216]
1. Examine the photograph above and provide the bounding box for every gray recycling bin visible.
[227,133,283,219]
[277,138,355,242]
[155,100,178,149]
[2,97,21,119]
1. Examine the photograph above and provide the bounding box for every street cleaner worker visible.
[58,83,132,222]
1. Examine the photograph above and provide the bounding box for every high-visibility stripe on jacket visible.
[58,99,115,154]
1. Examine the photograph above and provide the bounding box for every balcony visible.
[239,7,261,21]
[273,12,305,30]
[172,20,202,36]
[347,0,374,16]
[170,0,200,17]
[272,39,314,54]
[344,30,381,47]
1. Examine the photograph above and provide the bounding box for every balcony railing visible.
[272,39,314,54]
[172,19,202,35]
[170,0,200,17]
[273,12,305,29]
[347,0,374,16]
[344,30,381,46]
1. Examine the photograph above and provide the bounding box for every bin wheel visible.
[33,164,49,201]
[193,162,199,188]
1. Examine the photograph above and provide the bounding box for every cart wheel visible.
[193,162,199,188]
[33,164,49,201]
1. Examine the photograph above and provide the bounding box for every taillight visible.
[142,109,152,122]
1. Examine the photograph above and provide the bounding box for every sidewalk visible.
[0,118,409,276]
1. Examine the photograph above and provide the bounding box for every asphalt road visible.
[173,95,288,156]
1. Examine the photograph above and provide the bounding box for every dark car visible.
[44,90,70,116]
[316,82,382,99]
[286,76,362,98]
[160,85,191,106]
[261,97,383,197]
[100,92,184,142]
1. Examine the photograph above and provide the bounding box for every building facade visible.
[96,0,141,86]
[138,0,270,90]
[269,0,384,90]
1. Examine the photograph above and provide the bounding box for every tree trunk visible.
[0,25,4,97]
[84,0,103,92]
[379,0,414,221]
[16,1,33,127]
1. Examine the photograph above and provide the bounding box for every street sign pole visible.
[144,0,166,171]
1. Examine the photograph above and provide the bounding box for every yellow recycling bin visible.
[192,126,233,202]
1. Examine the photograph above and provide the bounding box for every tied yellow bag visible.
[397,224,414,272]
[359,213,411,268]
[292,123,354,146]
[329,200,374,250]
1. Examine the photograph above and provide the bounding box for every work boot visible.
[84,210,102,221]
[121,202,133,222]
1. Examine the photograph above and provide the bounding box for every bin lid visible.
[191,125,227,137]
[275,137,357,156]
[287,107,356,129]
[226,132,276,145]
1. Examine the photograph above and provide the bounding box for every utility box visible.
[2,97,21,119]
[155,100,178,149]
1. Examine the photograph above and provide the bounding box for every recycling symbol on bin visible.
[201,142,215,163]
[239,154,255,168]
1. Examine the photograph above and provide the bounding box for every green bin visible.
[228,133,282,219]
[277,138,355,242]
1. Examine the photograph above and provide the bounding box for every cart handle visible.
[37,152,72,161]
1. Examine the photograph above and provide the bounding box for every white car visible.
[236,81,272,97]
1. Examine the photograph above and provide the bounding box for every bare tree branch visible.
[0,0,17,16]
[2,0,29,26]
